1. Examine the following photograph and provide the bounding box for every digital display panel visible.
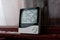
[20,8,39,28]
[19,7,42,34]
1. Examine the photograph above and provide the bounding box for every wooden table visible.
[0,26,60,40]
[0,32,60,40]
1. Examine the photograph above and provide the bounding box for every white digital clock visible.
[19,7,41,34]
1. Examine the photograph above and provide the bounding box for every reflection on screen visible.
[21,9,38,28]
[21,9,37,24]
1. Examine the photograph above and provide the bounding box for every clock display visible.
[21,9,38,28]
[19,7,41,34]
[21,9,37,24]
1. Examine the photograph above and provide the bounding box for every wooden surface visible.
[0,26,59,40]
[0,26,60,34]
[0,25,60,33]
[0,26,18,32]
[48,25,60,33]
[49,18,60,25]
[0,33,60,40]
[0,28,18,32]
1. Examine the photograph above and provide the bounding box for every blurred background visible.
[0,0,60,28]
[0,0,45,28]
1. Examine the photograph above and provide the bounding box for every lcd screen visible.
[19,7,41,34]
[20,7,39,28]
